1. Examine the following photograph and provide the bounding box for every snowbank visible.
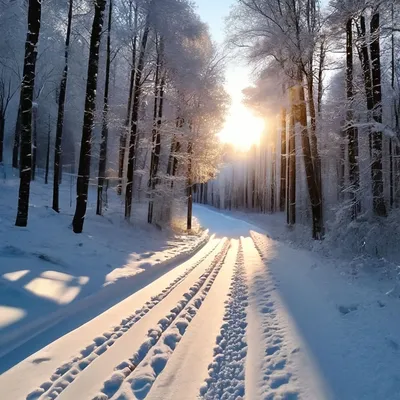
[0,171,207,367]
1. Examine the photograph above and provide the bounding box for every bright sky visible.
[195,0,265,150]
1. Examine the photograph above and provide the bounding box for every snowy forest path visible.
[3,206,400,400]
[30,238,228,400]
[1,236,224,400]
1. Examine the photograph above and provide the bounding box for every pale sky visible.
[194,0,265,150]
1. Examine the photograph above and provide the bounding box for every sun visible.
[218,66,265,151]
[218,105,265,151]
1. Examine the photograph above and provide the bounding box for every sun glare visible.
[218,67,265,151]
[218,105,265,151]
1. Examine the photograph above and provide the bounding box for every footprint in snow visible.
[386,337,400,350]
[338,304,358,315]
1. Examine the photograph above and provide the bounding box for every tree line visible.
[201,0,400,244]
[0,0,227,233]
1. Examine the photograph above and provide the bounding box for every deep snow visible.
[0,172,207,372]
[1,180,400,399]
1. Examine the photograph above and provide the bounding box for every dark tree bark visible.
[200,183,204,204]
[287,87,296,225]
[390,3,396,206]
[15,0,42,227]
[148,67,165,223]
[271,143,276,212]
[45,115,51,184]
[370,11,386,217]
[148,37,161,224]
[317,39,325,115]
[186,141,193,231]
[125,19,150,220]
[12,107,21,169]
[280,108,287,211]
[0,79,16,163]
[53,0,73,212]
[31,107,37,180]
[0,114,4,164]
[97,0,112,216]
[357,15,374,156]
[167,116,182,188]
[72,0,107,233]
[346,18,360,218]
[298,81,323,238]
[306,70,322,195]
[117,3,137,195]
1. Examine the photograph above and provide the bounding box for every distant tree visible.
[97,0,113,216]
[53,0,74,213]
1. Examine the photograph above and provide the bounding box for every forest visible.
[1,0,400,261]
[0,0,227,233]
[198,0,400,262]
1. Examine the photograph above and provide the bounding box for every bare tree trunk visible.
[296,75,323,238]
[271,141,276,212]
[12,108,21,169]
[186,141,193,231]
[280,108,287,211]
[346,18,360,218]
[148,37,161,224]
[148,70,165,223]
[45,114,50,184]
[357,15,374,156]
[287,87,296,225]
[306,70,322,193]
[96,0,112,216]
[53,0,73,212]
[117,3,137,195]
[72,0,106,233]
[31,107,37,180]
[167,116,182,188]
[125,19,150,219]
[15,0,42,227]
[370,11,386,217]
[200,183,204,204]
[390,3,396,206]
[317,40,325,115]
[0,114,4,164]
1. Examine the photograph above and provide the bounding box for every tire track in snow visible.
[199,241,248,400]
[27,240,222,400]
[249,232,300,400]
[94,240,231,399]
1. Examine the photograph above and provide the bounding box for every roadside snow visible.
[0,175,207,370]
[2,201,400,400]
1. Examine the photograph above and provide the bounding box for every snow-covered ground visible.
[1,183,400,399]
[0,172,207,372]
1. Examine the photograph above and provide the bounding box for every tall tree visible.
[31,104,38,180]
[45,115,51,185]
[117,1,138,196]
[288,87,296,225]
[15,0,42,227]
[345,18,360,219]
[0,77,17,163]
[148,38,165,224]
[12,108,21,169]
[280,107,287,212]
[53,0,74,213]
[369,10,386,217]
[125,18,150,220]
[186,140,193,230]
[96,0,113,216]
[72,0,107,233]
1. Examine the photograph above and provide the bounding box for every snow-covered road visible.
[1,205,400,399]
